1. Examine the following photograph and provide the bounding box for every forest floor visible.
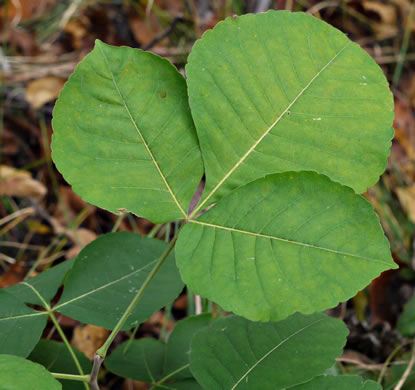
[2,0,415,389]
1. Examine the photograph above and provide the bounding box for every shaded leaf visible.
[106,314,212,383]
[397,296,415,336]
[0,354,61,390]
[54,232,183,330]
[189,313,348,390]
[164,314,214,380]
[289,375,381,389]
[106,338,165,383]
[0,289,47,357]
[52,40,203,224]
[177,172,395,322]
[167,379,203,390]
[28,340,91,390]
[186,11,393,210]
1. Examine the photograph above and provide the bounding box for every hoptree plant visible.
[0,11,395,390]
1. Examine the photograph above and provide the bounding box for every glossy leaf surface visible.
[189,313,347,390]
[187,11,393,210]
[52,40,203,223]
[0,355,62,390]
[177,172,395,321]
[54,232,183,330]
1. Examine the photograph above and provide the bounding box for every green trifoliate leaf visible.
[0,290,47,357]
[53,232,183,330]
[52,40,203,224]
[177,171,396,322]
[289,375,381,389]
[189,313,348,390]
[187,11,393,211]
[28,340,91,390]
[0,354,62,390]
[105,314,213,383]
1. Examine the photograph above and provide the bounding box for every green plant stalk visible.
[149,363,190,389]
[25,206,91,279]
[20,282,89,390]
[187,291,196,316]
[393,2,415,89]
[122,324,140,355]
[148,223,162,238]
[160,303,172,342]
[52,373,91,382]
[48,311,89,390]
[96,226,182,358]
[111,211,127,232]
[378,340,413,384]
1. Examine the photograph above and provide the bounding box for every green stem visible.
[122,324,140,355]
[378,340,413,385]
[49,311,89,390]
[148,223,162,238]
[96,227,181,358]
[21,282,89,390]
[111,211,127,232]
[25,206,91,279]
[393,2,415,89]
[52,373,91,382]
[149,364,190,389]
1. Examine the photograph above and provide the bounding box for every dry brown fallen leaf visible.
[25,76,66,110]
[362,1,398,40]
[71,324,109,360]
[129,15,166,48]
[64,19,88,49]
[0,262,27,288]
[123,379,148,390]
[0,165,46,200]
[65,228,97,259]
[0,0,55,25]
[396,186,415,223]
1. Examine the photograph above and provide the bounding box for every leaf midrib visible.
[192,42,352,216]
[189,220,391,266]
[96,41,187,219]
[231,318,325,390]
[0,312,47,322]
[53,258,157,311]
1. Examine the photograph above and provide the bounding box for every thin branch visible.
[394,345,415,390]
[20,282,89,390]
[95,227,183,359]
[52,373,90,382]
[89,354,104,390]
[143,16,184,51]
